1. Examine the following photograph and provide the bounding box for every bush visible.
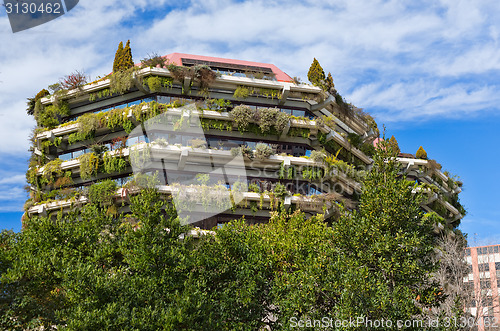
[229,105,253,131]
[60,70,88,90]
[231,145,253,159]
[310,150,326,163]
[140,53,168,68]
[416,146,428,159]
[87,180,117,206]
[233,86,250,99]
[254,143,273,160]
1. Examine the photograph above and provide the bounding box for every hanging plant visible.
[103,151,128,174]
[42,158,63,186]
[130,143,151,170]
[79,153,100,180]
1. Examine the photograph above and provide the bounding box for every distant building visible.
[465,244,500,330]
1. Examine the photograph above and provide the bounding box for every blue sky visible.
[0,0,499,246]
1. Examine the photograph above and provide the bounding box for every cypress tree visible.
[388,135,400,155]
[122,40,134,70]
[307,58,326,88]
[113,41,124,73]
[326,72,334,91]
[416,146,428,159]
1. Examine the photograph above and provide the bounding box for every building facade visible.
[465,244,500,330]
[24,52,465,230]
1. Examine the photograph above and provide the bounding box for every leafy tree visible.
[416,146,428,159]
[331,141,444,322]
[307,58,325,89]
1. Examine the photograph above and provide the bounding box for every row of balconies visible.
[34,104,373,166]
[38,67,373,137]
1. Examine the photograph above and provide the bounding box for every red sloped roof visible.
[163,53,294,82]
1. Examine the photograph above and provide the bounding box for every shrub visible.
[144,76,173,92]
[248,183,260,193]
[254,143,273,160]
[77,113,100,140]
[35,101,70,128]
[140,52,168,68]
[416,146,428,159]
[233,86,250,99]
[206,99,231,112]
[231,145,253,159]
[60,70,88,90]
[310,150,326,163]
[87,180,117,206]
[273,182,289,198]
[190,138,207,149]
[229,105,253,132]
[193,64,216,90]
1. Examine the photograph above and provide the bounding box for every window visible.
[465,248,471,256]
[479,263,490,272]
[480,279,491,289]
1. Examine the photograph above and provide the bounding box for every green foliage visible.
[309,150,326,163]
[140,53,168,69]
[35,101,70,128]
[233,85,250,99]
[109,67,136,95]
[79,152,100,180]
[206,98,231,112]
[330,143,442,321]
[229,104,253,131]
[326,72,335,91]
[87,180,117,206]
[77,112,100,140]
[307,58,326,89]
[88,88,111,102]
[144,75,173,92]
[301,166,324,181]
[103,151,128,174]
[254,143,273,160]
[416,146,428,159]
[231,145,253,159]
[388,135,401,154]
[347,132,363,148]
[112,41,124,73]
[113,40,134,73]
[258,88,281,99]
